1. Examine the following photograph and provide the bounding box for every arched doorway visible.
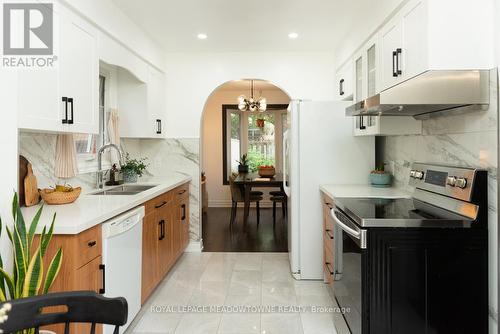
[200,79,291,252]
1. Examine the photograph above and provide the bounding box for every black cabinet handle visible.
[325,262,334,275]
[67,98,74,124]
[339,79,345,96]
[178,189,186,195]
[87,240,97,248]
[359,116,366,130]
[98,264,105,294]
[392,50,398,77]
[181,204,186,221]
[396,48,402,76]
[162,220,166,239]
[325,229,334,240]
[155,201,167,209]
[62,97,68,124]
[158,220,164,240]
[156,119,162,134]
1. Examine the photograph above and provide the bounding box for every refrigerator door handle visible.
[283,130,291,197]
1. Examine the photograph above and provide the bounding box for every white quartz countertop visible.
[21,175,192,235]
[320,184,412,200]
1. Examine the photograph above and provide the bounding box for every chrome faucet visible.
[97,143,123,189]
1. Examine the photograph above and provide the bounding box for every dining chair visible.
[229,174,263,225]
[270,194,287,226]
[0,291,128,334]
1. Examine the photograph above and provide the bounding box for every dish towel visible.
[107,108,121,166]
[54,133,78,178]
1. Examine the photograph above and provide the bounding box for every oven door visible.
[330,207,367,334]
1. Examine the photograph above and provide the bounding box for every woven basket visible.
[39,187,81,205]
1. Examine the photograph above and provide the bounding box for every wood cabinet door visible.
[158,202,174,278]
[74,256,103,334]
[141,211,160,303]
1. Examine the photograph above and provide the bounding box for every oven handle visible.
[330,208,361,239]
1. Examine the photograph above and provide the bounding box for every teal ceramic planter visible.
[370,172,392,187]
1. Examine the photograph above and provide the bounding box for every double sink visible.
[90,184,158,196]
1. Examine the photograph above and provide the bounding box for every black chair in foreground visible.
[0,291,128,334]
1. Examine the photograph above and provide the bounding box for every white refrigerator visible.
[283,100,374,280]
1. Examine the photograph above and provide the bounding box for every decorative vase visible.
[238,165,249,173]
[370,172,392,187]
[123,170,138,183]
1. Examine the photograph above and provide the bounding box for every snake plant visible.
[0,193,63,302]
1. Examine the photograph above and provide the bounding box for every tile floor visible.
[128,252,345,334]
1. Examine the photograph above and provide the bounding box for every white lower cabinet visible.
[353,116,421,137]
[18,3,99,134]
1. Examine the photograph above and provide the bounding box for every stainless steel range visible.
[329,163,488,334]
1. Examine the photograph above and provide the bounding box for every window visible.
[222,104,289,185]
[75,69,113,172]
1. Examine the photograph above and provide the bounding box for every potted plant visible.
[237,154,249,174]
[0,193,63,332]
[370,164,392,187]
[121,153,148,183]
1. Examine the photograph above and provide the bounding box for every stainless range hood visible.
[346,70,490,118]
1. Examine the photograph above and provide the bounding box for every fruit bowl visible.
[258,166,276,178]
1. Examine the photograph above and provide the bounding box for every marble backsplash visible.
[379,69,498,326]
[19,132,201,243]
[122,138,201,242]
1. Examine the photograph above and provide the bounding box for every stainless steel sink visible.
[90,185,158,196]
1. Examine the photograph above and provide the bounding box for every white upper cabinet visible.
[18,3,99,134]
[118,64,166,139]
[379,0,494,90]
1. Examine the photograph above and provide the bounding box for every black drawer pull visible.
[181,204,186,221]
[99,264,105,294]
[155,201,167,209]
[396,48,402,76]
[178,189,186,195]
[392,50,398,77]
[325,229,334,240]
[156,119,162,134]
[325,262,334,275]
[325,203,333,209]
[87,240,97,247]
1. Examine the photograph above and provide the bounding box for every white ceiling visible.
[111,0,376,52]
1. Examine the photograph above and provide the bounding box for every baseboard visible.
[185,239,204,252]
[208,200,281,208]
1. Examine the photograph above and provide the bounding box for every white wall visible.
[163,52,336,138]
[202,89,290,207]
[62,0,165,70]
[0,71,18,275]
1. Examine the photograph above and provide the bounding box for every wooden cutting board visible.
[19,155,29,206]
[24,163,40,207]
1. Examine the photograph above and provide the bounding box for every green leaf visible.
[0,267,14,300]
[15,204,28,263]
[22,247,43,297]
[40,213,55,257]
[5,226,13,243]
[13,227,27,297]
[0,217,4,298]
[28,205,43,250]
[12,192,17,221]
[43,248,62,294]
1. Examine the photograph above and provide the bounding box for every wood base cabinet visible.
[34,225,104,334]
[141,183,190,304]
[322,193,335,290]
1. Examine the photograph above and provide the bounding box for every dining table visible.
[232,173,285,225]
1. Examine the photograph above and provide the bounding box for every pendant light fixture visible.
[237,80,267,112]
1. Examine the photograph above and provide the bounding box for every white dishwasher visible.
[102,206,144,334]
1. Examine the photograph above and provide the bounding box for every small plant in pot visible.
[120,153,148,183]
[370,164,392,188]
[237,154,249,174]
